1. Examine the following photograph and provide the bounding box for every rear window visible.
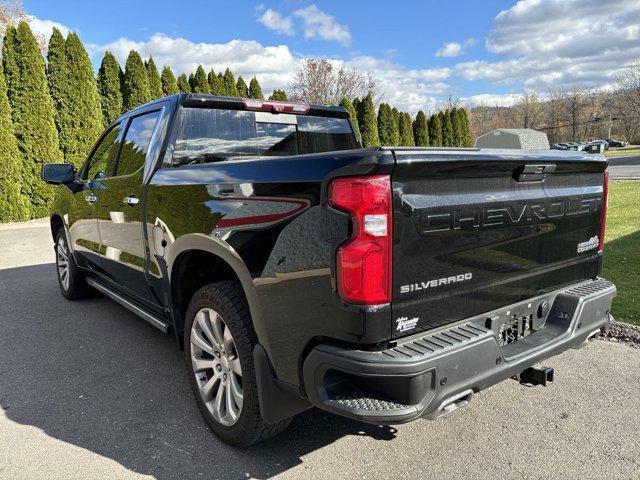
[171,107,357,167]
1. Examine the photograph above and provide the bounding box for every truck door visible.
[68,122,123,271]
[93,109,162,306]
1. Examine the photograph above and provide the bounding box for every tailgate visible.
[390,148,607,337]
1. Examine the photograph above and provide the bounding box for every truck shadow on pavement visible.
[0,263,397,479]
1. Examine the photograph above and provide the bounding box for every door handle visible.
[85,194,97,204]
[123,195,140,206]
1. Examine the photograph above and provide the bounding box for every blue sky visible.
[23,0,640,112]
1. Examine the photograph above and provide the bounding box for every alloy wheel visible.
[56,236,70,291]
[190,308,244,426]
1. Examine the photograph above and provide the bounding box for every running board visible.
[86,277,171,333]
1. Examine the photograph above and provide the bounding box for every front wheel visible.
[184,281,291,446]
[54,228,90,300]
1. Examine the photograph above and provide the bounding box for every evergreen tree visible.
[192,65,209,93]
[451,108,463,146]
[97,51,123,126]
[236,75,248,97]
[122,50,151,112]
[357,93,380,147]
[352,97,361,115]
[0,61,29,221]
[440,110,454,147]
[428,114,442,146]
[160,66,178,96]
[145,56,163,99]
[248,77,263,99]
[177,73,190,93]
[4,22,63,218]
[459,108,473,147]
[47,28,67,138]
[339,97,360,141]
[208,69,223,95]
[223,68,239,97]
[57,32,103,167]
[268,89,288,101]
[188,73,196,91]
[413,110,429,146]
[377,103,396,145]
[398,112,415,146]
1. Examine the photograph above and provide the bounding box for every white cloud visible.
[458,0,640,91]
[256,4,351,46]
[436,39,476,58]
[293,5,351,46]
[25,15,72,39]
[347,56,451,112]
[463,93,523,108]
[257,9,294,36]
[94,33,298,93]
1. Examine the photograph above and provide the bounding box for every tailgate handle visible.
[515,164,556,182]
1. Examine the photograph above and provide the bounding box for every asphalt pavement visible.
[0,220,639,480]
[608,154,640,180]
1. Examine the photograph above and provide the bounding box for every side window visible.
[114,110,161,177]
[85,123,122,180]
[172,108,256,166]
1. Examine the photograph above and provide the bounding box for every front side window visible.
[115,110,161,177]
[85,123,122,180]
[171,107,357,167]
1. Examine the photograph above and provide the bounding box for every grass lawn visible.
[605,148,640,157]
[601,180,640,325]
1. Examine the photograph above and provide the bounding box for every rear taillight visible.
[328,175,392,305]
[598,170,609,252]
[242,98,310,114]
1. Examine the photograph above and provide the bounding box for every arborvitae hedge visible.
[97,51,123,126]
[0,61,29,221]
[57,32,103,167]
[208,69,223,95]
[47,28,67,141]
[451,108,463,146]
[358,93,380,147]
[398,112,415,146]
[160,66,178,96]
[146,56,163,99]
[248,77,263,99]
[236,75,248,97]
[459,108,473,147]
[177,73,190,93]
[440,110,453,147]
[192,65,209,93]
[223,68,239,97]
[4,22,63,218]
[377,103,396,145]
[269,89,287,101]
[339,97,360,141]
[413,110,429,146]
[122,50,151,112]
[428,114,442,146]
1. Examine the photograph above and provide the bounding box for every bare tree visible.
[616,61,640,117]
[288,58,382,106]
[516,93,543,129]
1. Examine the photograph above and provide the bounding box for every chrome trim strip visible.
[86,277,170,333]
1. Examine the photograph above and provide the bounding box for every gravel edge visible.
[597,320,640,348]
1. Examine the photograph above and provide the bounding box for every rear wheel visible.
[54,228,90,300]
[184,281,291,446]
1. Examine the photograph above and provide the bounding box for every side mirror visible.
[41,163,75,185]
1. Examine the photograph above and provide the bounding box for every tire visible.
[184,281,291,446]
[54,227,90,300]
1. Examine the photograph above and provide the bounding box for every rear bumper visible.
[302,278,616,424]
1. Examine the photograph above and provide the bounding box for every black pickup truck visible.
[42,94,616,446]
